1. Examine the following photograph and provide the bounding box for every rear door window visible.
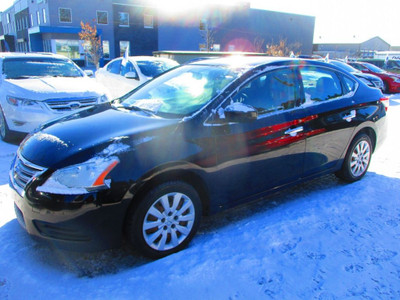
[299,67,344,103]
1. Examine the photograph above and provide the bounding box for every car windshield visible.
[116,64,241,118]
[3,57,83,79]
[136,60,179,78]
[330,61,360,73]
[363,62,385,73]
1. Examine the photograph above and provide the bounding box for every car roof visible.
[0,52,69,60]
[127,56,177,62]
[190,56,293,67]
[188,56,346,73]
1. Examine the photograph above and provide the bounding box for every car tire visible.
[0,106,13,142]
[335,133,372,182]
[125,181,202,259]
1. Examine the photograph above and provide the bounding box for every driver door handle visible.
[343,110,356,122]
[284,126,304,137]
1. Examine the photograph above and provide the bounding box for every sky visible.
[1,0,400,46]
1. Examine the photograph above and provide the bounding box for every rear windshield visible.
[136,60,179,78]
[3,57,83,79]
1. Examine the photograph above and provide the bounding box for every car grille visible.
[45,97,98,112]
[10,153,46,196]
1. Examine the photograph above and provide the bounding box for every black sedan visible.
[328,60,384,91]
[10,57,388,258]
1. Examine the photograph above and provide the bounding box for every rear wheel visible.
[0,106,13,142]
[125,181,202,259]
[336,133,372,182]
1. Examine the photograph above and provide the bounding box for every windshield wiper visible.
[113,104,156,116]
[7,75,40,79]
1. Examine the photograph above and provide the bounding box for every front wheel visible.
[125,181,202,259]
[336,133,372,182]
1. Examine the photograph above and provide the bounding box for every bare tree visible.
[79,21,102,69]
[266,39,302,57]
[253,37,265,53]
[200,20,216,51]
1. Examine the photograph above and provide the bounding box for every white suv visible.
[0,52,109,141]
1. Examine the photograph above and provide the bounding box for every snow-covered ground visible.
[1,95,400,299]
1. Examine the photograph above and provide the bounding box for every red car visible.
[348,61,400,93]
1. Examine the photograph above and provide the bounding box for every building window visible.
[144,14,153,29]
[59,8,72,23]
[119,40,129,57]
[102,40,110,59]
[97,11,108,25]
[118,12,129,27]
[55,40,80,59]
[43,9,47,23]
[37,11,41,25]
[6,13,10,24]
[30,13,34,26]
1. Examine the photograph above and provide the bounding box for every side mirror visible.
[125,71,139,80]
[223,102,258,122]
[84,70,94,77]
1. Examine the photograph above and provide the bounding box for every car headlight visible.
[7,96,42,108]
[359,77,373,87]
[37,157,119,195]
[389,76,400,83]
[97,94,109,103]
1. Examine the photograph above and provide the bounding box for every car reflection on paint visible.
[10,56,388,258]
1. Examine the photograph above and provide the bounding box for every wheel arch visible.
[123,167,211,231]
[356,126,377,152]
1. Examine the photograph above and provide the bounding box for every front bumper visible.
[11,186,129,251]
[2,101,63,134]
[388,81,400,93]
[9,151,132,252]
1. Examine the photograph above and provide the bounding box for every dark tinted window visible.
[107,59,121,74]
[136,60,179,77]
[232,68,299,114]
[300,67,343,102]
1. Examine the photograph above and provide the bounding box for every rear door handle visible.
[343,110,356,122]
[284,126,303,137]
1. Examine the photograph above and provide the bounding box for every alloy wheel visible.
[350,140,371,177]
[142,192,195,251]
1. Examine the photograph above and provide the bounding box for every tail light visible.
[380,97,389,112]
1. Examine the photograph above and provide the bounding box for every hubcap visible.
[350,140,370,177]
[142,192,195,251]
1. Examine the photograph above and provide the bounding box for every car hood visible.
[19,105,180,168]
[5,76,105,100]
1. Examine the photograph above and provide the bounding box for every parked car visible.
[328,60,384,91]
[95,56,179,99]
[0,52,109,141]
[348,61,400,93]
[360,58,400,74]
[10,57,388,258]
